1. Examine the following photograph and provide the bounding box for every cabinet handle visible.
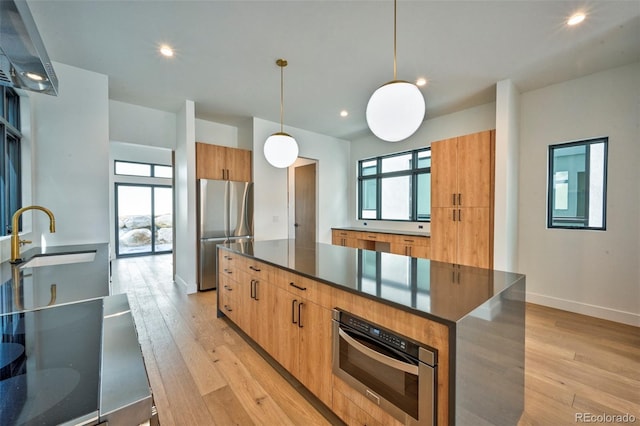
[452,193,456,206]
[249,266,261,272]
[250,279,259,300]
[224,284,232,291]
[368,235,377,239]
[224,304,233,312]
[452,210,457,221]
[224,268,232,274]
[458,193,462,206]
[408,246,412,256]
[291,299,298,324]
[404,239,414,243]
[298,302,304,328]
[458,209,462,221]
[289,282,307,291]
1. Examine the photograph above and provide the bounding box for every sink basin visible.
[20,251,96,269]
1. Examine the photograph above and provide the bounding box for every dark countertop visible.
[0,243,153,425]
[332,226,430,238]
[0,243,110,316]
[219,239,525,325]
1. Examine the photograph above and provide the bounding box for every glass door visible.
[116,184,173,257]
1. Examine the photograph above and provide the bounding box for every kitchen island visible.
[217,239,526,425]
[0,243,155,425]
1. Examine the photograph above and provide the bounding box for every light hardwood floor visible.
[111,255,640,425]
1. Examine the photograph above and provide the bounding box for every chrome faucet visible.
[10,205,56,263]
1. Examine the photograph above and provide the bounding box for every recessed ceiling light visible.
[159,45,174,57]
[567,13,586,26]
[24,72,45,81]
[340,110,349,117]
[416,78,427,87]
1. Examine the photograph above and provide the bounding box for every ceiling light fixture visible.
[567,13,586,26]
[416,77,427,87]
[340,110,349,117]
[366,0,425,142]
[263,59,299,168]
[159,45,174,57]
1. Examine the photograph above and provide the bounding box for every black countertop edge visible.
[332,227,430,238]
[218,244,458,327]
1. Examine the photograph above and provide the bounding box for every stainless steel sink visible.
[20,251,96,268]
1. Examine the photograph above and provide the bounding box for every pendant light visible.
[366,0,425,142]
[264,59,299,168]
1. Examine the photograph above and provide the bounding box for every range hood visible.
[0,0,58,96]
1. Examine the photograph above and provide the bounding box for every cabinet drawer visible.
[219,250,240,272]
[236,256,275,282]
[332,376,403,426]
[391,235,429,246]
[273,269,333,308]
[219,273,239,293]
[218,290,237,319]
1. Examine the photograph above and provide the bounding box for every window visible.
[0,87,22,236]
[358,148,430,221]
[548,137,607,230]
[115,160,173,179]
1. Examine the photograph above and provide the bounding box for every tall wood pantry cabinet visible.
[430,130,495,269]
[195,142,252,181]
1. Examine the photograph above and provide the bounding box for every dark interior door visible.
[295,163,316,243]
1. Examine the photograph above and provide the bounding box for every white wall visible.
[519,62,640,326]
[27,62,110,247]
[195,118,238,147]
[110,100,176,149]
[174,100,197,293]
[252,117,349,243]
[349,102,497,234]
[494,80,521,272]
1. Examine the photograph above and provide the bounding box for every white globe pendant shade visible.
[366,80,425,142]
[263,132,299,168]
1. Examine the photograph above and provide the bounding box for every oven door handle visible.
[338,328,419,375]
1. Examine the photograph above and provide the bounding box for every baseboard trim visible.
[526,292,640,327]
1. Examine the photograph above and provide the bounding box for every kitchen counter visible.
[0,243,155,425]
[0,243,110,315]
[332,226,430,238]
[220,239,522,325]
[219,239,526,424]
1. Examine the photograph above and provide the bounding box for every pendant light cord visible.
[280,62,284,133]
[393,0,397,80]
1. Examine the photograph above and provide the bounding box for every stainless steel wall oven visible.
[332,309,437,425]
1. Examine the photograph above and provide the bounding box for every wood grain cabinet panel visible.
[430,130,495,268]
[196,142,251,181]
[332,229,431,259]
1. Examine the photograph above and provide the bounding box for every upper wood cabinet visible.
[196,142,251,181]
[431,130,493,209]
[430,130,495,269]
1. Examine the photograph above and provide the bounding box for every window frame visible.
[0,87,22,236]
[114,160,173,179]
[547,137,608,231]
[357,147,431,222]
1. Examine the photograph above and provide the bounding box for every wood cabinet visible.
[390,234,430,258]
[430,130,494,268]
[196,142,251,181]
[268,270,334,407]
[331,229,431,259]
[331,229,357,247]
[217,252,333,408]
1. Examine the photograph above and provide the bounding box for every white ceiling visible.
[27,0,640,140]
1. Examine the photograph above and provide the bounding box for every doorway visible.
[291,160,317,243]
[115,183,173,257]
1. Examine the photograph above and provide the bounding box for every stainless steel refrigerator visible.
[198,179,253,291]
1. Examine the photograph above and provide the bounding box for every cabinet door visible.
[265,286,300,374]
[457,131,493,208]
[457,207,492,269]
[196,142,227,180]
[430,207,457,264]
[430,137,458,208]
[226,148,252,182]
[297,299,333,406]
